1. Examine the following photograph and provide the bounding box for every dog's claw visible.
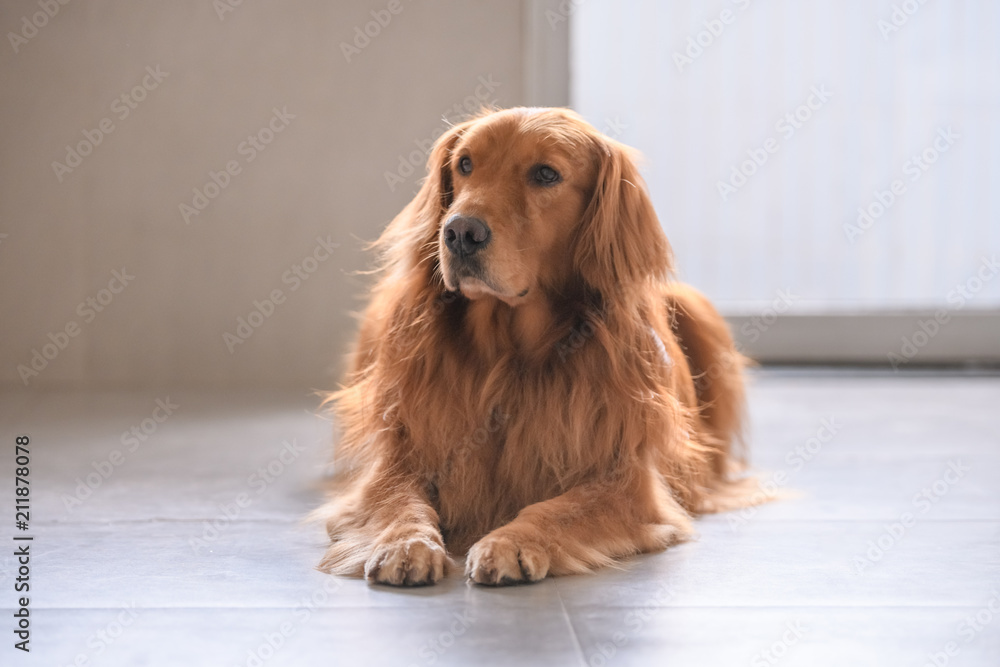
[466,533,550,586]
[364,537,449,586]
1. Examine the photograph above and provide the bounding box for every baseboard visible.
[724,312,1000,367]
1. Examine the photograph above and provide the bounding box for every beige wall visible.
[0,0,527,390]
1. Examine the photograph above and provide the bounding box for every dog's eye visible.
[458,156,473,175]
[532,164,561,186]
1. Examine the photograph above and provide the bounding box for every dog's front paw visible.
[364,536,450,586]
[466,532,550,586]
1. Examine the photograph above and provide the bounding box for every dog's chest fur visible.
[400,316,616,552]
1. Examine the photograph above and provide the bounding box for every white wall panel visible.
[572,0,1000,313]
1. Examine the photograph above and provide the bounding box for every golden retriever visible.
[316,107,756,586]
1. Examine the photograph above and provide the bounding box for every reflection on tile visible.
[29,606,583,667]
[566,606,1000,667]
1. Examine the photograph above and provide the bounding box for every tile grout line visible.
[555,585,591,667]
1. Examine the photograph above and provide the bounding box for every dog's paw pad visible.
[465,534,550,586]
[364,537,449,586]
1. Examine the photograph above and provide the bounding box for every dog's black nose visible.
[443,215,490,256]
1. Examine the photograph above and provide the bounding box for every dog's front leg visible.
[466,473,692,585]
[318,465,451,586]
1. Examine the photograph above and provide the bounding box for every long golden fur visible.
[316,107,757,586]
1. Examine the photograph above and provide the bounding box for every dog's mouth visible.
[443,261,529,304]
[457,276,506,300]
[442,256,484,288]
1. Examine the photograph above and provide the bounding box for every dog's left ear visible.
[573,138,672,294]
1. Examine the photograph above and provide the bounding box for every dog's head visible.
[388,108,671,306]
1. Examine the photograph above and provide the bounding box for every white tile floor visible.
[2,370,999,666]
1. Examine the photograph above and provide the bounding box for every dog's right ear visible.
[573,135,672,297]
[375,119,475,274]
